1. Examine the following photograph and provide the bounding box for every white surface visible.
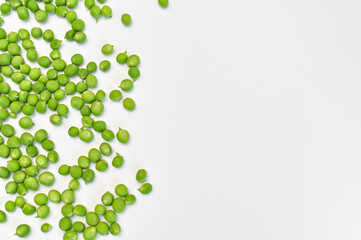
[0,0,361,239]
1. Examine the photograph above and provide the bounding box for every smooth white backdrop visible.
[0,0,361,239]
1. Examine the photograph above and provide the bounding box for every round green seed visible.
[101,5,112,18]
[5,200,16,212]
[62,204,74,217]
[123,98,136,111]
[83,226,97,240]
[138,183,153,194]
[95,159,108,172]
[115,184,128,197]
[125,194,136,205]
[73,221,85,233]
[35,129,48,143]
[94,204,106,216]
[15,196,26,208]
[101,44,113,55]
[116,51,127,64]
[97,221,109,235]
[104,210,117,223]
[86,212,99,226]
[120,79,134,91]
[48,189,61,203]
[136,169,148,182]
[68,127,79,137]
[22,203,36,215]
[39,172,55,186]
[69,165,83,179]
[37,205,50,218]
[15,224,30,238]
[99,142,112,156]
[112,197,126,213]
[78,156,90,168]
[0,210,6,223]
[101,191,114,206]
[109,222,121,235]
[61,189,75,204]
[41,223,52,233]
[158,0,169,7]
[34,193,48,205]
[82,169,95,184]
[109,90,122,101]
[59,217,72,231]
[79,129,94,142]
[74,204,87,216]
[116,128,130,144]
[121,13,132,26]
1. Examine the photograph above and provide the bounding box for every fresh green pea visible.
[0,53,11,65]
[27,49,38,62]
[96,90,106,101]
[17,6,29,20]
[99,142,112,155]
[86,212,99,226]
[36,155,49,168]
[121,13,132,26]
[69,165,82,179]
[76,81,87,93]
[22,39,34,50]
[85,74,97,88]
[116,128,130,144]
[73,221,85,233]
[90,101,104,116]
[67,0,79,8]
[82,169,95,183]
[68,127,79,137]
[1,124,14,137]
[109,90,122,101]
[71,96,83,110]
[54,89,66,100]
[77,156,90,169]
[15,224,30,238]
[94,204,106,216]
[48,189,61,203]
[71,54,83,66]
[18,29,30,40]
[19,116,34,129]
[56,6,68,17]
[58,74,69,86]
[18,155,31,168]
[104,210,117,223]
[72,19,85,31]
[34,193,48,205]
[22,105,35,116]
[1,3,10,15]
[39,172,55,186]
[0,166,10,179]
[101,44,113,55]
[95,159,108,172]
[125,194,136,205]
[116,51,127,64]
[78,68,88,79]
[0,210,5,223]
[35,10,48,22]
[101,191,114,206]
[8,43,21,56]
[123,97,136,111]
[42,139,54,151]
[26,145,38,156]
[136,169,147,182]
[158,0,169,7]
[5,200,16,212]
[128,67,140,80]
[65,82,76,94]
[65,30,75,41]
[0,144,9,158]
[79,129,94,142]
[66,10,77,22]
[82,90,95,103]
[35,129,48,143]
[43,29,54,42]
[96,221,109,235]
[22,203,36,215]
[13,170,26,183]
[93,121,106,132]
[48,150,59,163]
[99,60,110,72]
[81,116,93,128]
[63,230,78,240]
[7,136,20,148]
[59,164,70,175]
[138,183,153,194]
[69,179,80,191]
[41,223,52,233]
[90,5,101,21]
[61,189,75,204]
[85,0,95,9]
[74,31,87,43]
[38,56,51,68]
[27,1,40,13]
[25,165,38,177]
[31,27,42,38]
[62,204,74,217]
[83,226,97,240]
[109,222,121,235]
[0,108,8,121]
[50,50,61,60]
[7,160,20,173]
[120,79,134,91]
[15,196,26,208]
[52,58,66,71]
[115,184,128,197]
[45,3,56,13]
[37,205,50,218]
[87,148,100,163]
[74,204,86,216]
[50,114,62,126]
[112,197,126,213]
[127,54,140,67]
[0,39,9,51]
[102,5,112,18]
[59,217,72,231]
[5,181,17,194]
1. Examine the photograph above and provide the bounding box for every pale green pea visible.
[96,90,106,101]
[136,169,147,182]
[50,50,61,60]
[95,159,108,172]
[94,204,106,216]
[18,155,31,168]
[109,222,121,235]
[101,5,112,18]
[25,165,38,177]
[121,13,132,26]
[101,191,114,206]
[123,98,136,111]
[5,181,17,194]
[41,223,52,233]
[73,221,85,233]
[79,129,94,142]
[101,44,113,55]
[90,5,101,21]
[112,197,126,213]
[109,90,122,101]
[15,196,26,208]
[48,150,59,163]
[104,210,117,223]
[48,189,61,203]
[50,114,62,126]
[116,128,130,144]
[5,200,16,212]
[138,183,153,194]
[36,155,49,168]
[59,217,72,231]
[69,165,82,179]
[99,142,112,156]
[125,194,136,205]
[120,79,134,91]
[39,172,55,186]
[78,156,90,168]
[62,204,74,217]
[15,224,30,238]
[61,189,75,204]
[86,212,99,226]
[42,139,54,151]
[68,127,79,137]
[35,129,48,143]
[35,10,48,22]
[74,204,87,216]
[97,221,109,235]
[93,121,106,132]
[115,184,128,197]
[99,60,110,71]
[128,67,140,80]
[59,164,70,175]
[116,51,127,64]
[127,54,140,67]
[37,205,50,218]
[34,193,48,205]
[22,203,36,215]
[74,31,87,43]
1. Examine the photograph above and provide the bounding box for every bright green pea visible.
[0,39,9,51]
[0,53,11,65]
[56,6,68,17]
[0,166,10,178]
[69,165,82,179]
[66,0,78,8]
[90,5,101,21]
[95,159,108,172]
[19,116,34,129]
[37,205,50,218]
[1,3,10,15]
[41,223,52,233]
[101,5,112,18]
[48,150,59,163]
[42,139,54,151]
[71,54,83,66]
[112,153,124,168]
[76,81,87,93]
[86,212,99,226]
[85,74,97,88]
[109,222,121,235]
[97,221,109,235]
[65,30,75,41]
[128,67,140,80]
[138,183,153,194]
[85,0,95,9]
[101,191,114,206]
[99,142,112,156]
[72,19,85,32]
[25,165,38,177]
[39,172,55,186]
[63,230,78,240]
[43,30,54,41]
[123,97,136,111]
[7,160,20,172]
[112,197,126,213]
[116,128,130,144]
[58,74,69,86]
[116,51,127,64]
[125,194,136,205]
[120,79,134,91]
[94,204,106,216]
[68,127,79,137]
[27,49,38,62]
[5,181,17,194]
[158,0,169,7]
[15,224,30,238]
[38,56,51,68]
[61,189,75,204]
[104,210,117,223]
[35,10,48,22]
[52,58,66,71]
[45,3,56,13]
[22,203,36,215]
[74,204,87,216]
[31,27,42,38]
[136,169,147,182]
[115,184,128,197]
[48,189,61,203]
[54,89,66,100]
[17,6,29,20]
[90,101,104,116]
[66,10,77,22]
[101,129,114,141]
[62,204,74,217]
[96,90,106,101]
[5,200,16,212]
[71,96,83,109]
[83,226,97,240]
[79,129,94,142]
[121,13,132,26]
[93,121,106,132]
[82,116,94,128]
[7,136,20,148]
[99,60,110,72]
[22,105,35,116]
[35,129,48,143]
[101,44,113,55]
[1,124,14,137]
[15,196,26,208]
[0,210,6,223]
[59,164,70,175]
[69,179,80,191]
[59,217,72,231]
[78,156,90,168]
[73,221,85,233]
[78,68,88,79]
[7,43,21,56]
[65,82,76,94]
[109,90,122,101]
[36,155,49,168]
[13,170,26,183]
[50,50,61,60]
[86,62,97,73]
[74,31,86,43]
[82,169,95,183]
[18,155,31,168]
[34,193,48,205]
[82,90,95,103]
[50,114,62,126]
[127,54,140,67]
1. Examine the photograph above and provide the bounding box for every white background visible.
[0,0,361,239]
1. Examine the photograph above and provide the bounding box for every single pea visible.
[101,129,114,141]
[74,31,87,43]
[72,19,85,31]
[88,148,101,162]
[0,3,10,15]
[35,10,48,22]
[0,210,6,223]
[17,6,29,21]
[0,143,9,158]
[121,13,132,26]
[38,56,51,68]
[99,142,112,156]
[128,67,140,80]
[123,98,136,111]
[5,200,16,212]
[27,49,38,62]
[69,165,82,179]
[158,0,169,7]
[65,64,78,77]
[97,221,109,235]
[48,150,59,163]
[63,230,78,240]
[25,145,37,157]
[136,169,148,182]
[90,101,104,116]
[7,136,21,148]
[45,3,56,13]
[50,114,62,126]
[74,204,87,216]
[116,51,127,64]
[127,54,140,67]
[95,159,108,172]
[0,39,9,51]
[97,0,107,3]
[71,54,83,66]
[7,160,20,172]
[5,181,17,194]
[78,156,90,168]
[54,89,66,100]
[61,189,75,204]
[37,205,50,218]
[18,155,31,168]
[76,81,87,93]
[125,194,136,205]
[59,164,70,175]
[90,5,101,21]
[61,204,74,217]
[52,58,66,71]
[39,172,55,186]
[82,169,95,184]
[82,90,95,103]
[71,96,84,109]
[1,124,15,137]
[115,184,128,197]
[68,127,79,137]
[8,43,21,56]
[116,128,130,144]
[41,223,52,233]
[104,210,117,223]
[85,0,95,9]
[13,170,26,183]
[35,101,47,114]
[101,191,114,206]
[34,193,48,205]
[66,0,78,9]
[79,129,94,142]
[65,30,75,41]
[42,139,55,151]
[93,121,106,132]
[101,44,114,55]
[96,90,106,101]
[50,50,61,60]
[83,226,97,240]
[15,224,30,238]
[138,183,153,194]
[94,204,106,216]
[56,6,68,17]
[86,212,99,226]
[25,165,38,177]
[57,104,69,118]
[120,79,134,91]
[0,53,11,65]
[48,189,61,203]
[78,68,88,79]
[73,221,85,233]
[15,196,26,208]
[35,129,48,143]
[22,105,35,116]
[36,155,49,169]
[65,82,76,94]
[101,5,112,18]
[109,222,121,235]
[0,166,10,178]
[22,39,34,50]
[99,60,110,72]
[58,74,69,86]
[59,217,72,231]
[31,27,42,38]
[81,116,93,129]
[109,90,122,101]
[86,62,97,74]
[66,10,77,22]
[22,203,36,215]
[112,197,126,213]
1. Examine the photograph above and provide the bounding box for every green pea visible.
[38,56,51,68]
[66,0,78,8]
[101,5,112,18]
[104,210,117,223]
[52,58,66,71]
[99,60,110,72]
[121,13,132,26]
[127,54,140,67]
[5,181,17,194]
[125,194,136,205]
[115,184,128,197]
[0,108,7,121]
[68,127,79,137]
[0,210,6,223]
[71,96,83,109]
[0,166,10,178]
[31,27,42,38]
[74,31,87,43]
[42,139,55,151]
[82,90,95,103]
[85,0,95,9]
[58,74,69,85]
[138,183,153,194]
[35,129,48,143]
[96,221,109,235]
[128,67,140,80]
[59,164,70,175]
[72,19,85,32]
[65,30,75,41]
[86,62,97,73]
[109,222,121,235]
[101,44,114,55]
[116,128,130,144]
[62,189,75,204]
[99,142,112,156]
[37,205,50,218]
[109,90,122,101]
[82,169,95,183]
[17,6,29,20]
[61,204,74,217]
[19,155,31,168]
[76,81,87,93]
[71,54,83,66]
[7,160,20,172]
[101,191,114,206]
[79,129,94,142]
[0,39,8,51]
[50,50,61,60]
[123,98,136,111]
[22,105,35,116]
[27,49,38,62]
[90,101,104,116]
[112,197,126,213]
[0,53,11,65]
[1,3,10,15]
[94,204,106,216]
[74,204,87,216]
[15,196,26,208]
[1,124,14,137]
[41,223,52,233]
[9,147,22,160]
[158,0,169,7]
[73,221,85,233]
[8,43,21,56]
[97,0,107,3]
[95,159,108,172]
[56,6,68,17]
[116,51,127,64]
[83,226,97,240]
[66,10,77,22]
[70,165,82,179]
[5,200,16,212]
[78,156,90,169]
[36,155,49,168]
[48,189,61,203]
[93,121,106,132]
[25,165,38,177]
[86,212,99,226]
[59,217,72,231]
[39,172,55,186]
[34,193,48,205]
[13,170,26,183]
[54,89,66,100]
[88,148,101,162]
[90,5,101,21]
[63,230,78,240]
[15,224,30,238]
[120,79,134,91]
[65,82,76,94]
[22,39,34,50]
[48,150,59,163]
[136,169,148,182]
[50,114,62,126]
[96,90,106,101]
[7,136,20,148]
[78,68,88,79]
[35,10,48,22]
[22,203,36,215]
[45,3,56,13]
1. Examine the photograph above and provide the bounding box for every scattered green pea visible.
[112,153,124,168]
[101,44,114,55]
[101,191,114,206]
[136,169,148,182]
[97,221,109,235]
[109,222,121,235]
[125,194,136,205]
[121,13,132,26]
[138,183,153,194]
[41,223,52,233]
[15,224,30,238]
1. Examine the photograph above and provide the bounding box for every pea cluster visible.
[0,0,167,238]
